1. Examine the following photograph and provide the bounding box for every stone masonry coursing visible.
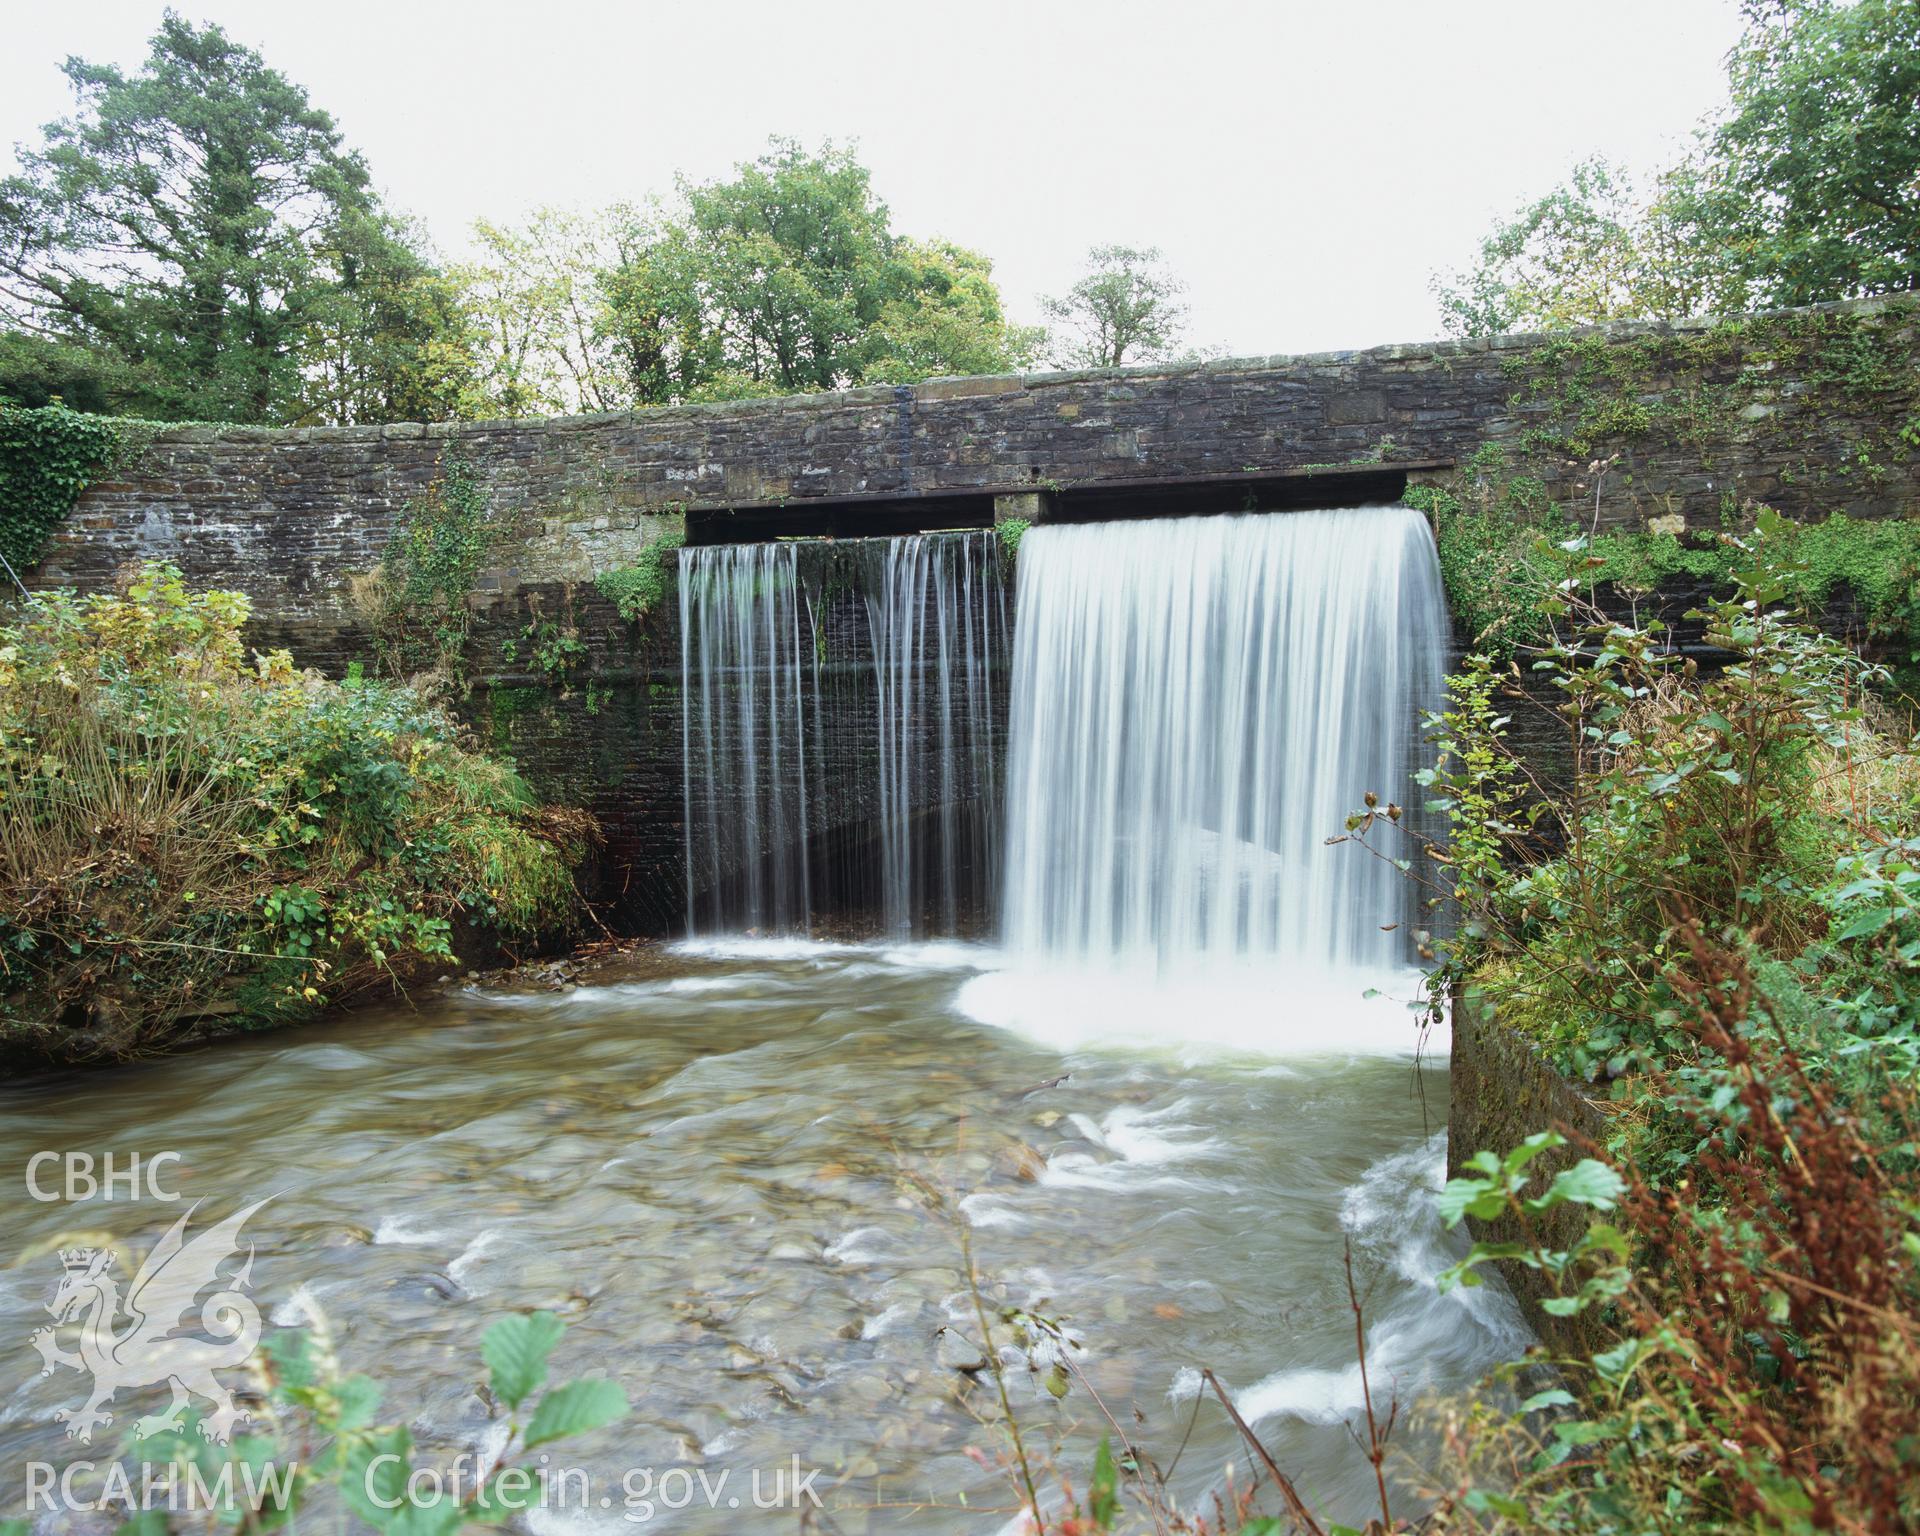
[36,296,1920,662]
[24,297,1920,932]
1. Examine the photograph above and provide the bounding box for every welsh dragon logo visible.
[32,1198,269,1444]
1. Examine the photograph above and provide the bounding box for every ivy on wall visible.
[1509,303,1917,479]
[1420,474,1920,656]
[0,403,124,573]
[1413,300,1920,661]
[369,450,496,681]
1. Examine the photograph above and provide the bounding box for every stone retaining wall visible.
[1450,988,1613,1355]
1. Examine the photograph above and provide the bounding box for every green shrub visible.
[0,563,593,1060]
[595,526,685,622]
[1328,511,1920,1534]
[1355,510,1920,1127]
[995,516,1030,561]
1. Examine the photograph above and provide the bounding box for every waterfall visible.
[864,533,1007,936]
[680,542,815,935]
[680,531,1008,937]
[998,507,1449,983]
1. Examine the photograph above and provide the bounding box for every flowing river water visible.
[3,508,1531,1531]
[0,943,1527,1532]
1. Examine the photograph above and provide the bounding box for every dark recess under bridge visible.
[682,461,1448,542]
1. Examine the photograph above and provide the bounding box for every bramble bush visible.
[0,562,594,1060]
[1329,511,1920,1533]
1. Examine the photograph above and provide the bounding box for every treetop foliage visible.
[0,12,409,423]
[1436,0,1920,336]
[1039,244,1195,369]
[0,22,1046,426]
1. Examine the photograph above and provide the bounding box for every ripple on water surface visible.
[0,941,1521,1530]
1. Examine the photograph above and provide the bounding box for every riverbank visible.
[0,564,594,1064]
[1346,517,1920,1532]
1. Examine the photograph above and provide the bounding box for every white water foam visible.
[1040,1100,1227,1190]
[1216,1131,1530,1429]
[373,1213,458,1247]
[956,962,1442,1058]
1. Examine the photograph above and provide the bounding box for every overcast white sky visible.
[2,0,1749,356]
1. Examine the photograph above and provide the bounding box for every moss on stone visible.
[1416,302,1920,661]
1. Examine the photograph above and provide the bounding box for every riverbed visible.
[1,943,1526,1532]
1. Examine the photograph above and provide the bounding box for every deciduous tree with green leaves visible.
[482,141,1038,412]
[1039,244,1192,369]
[679,138,894,395]
[863,237,1042,384]
[1433,158,1742,337]
[1436,0,1920,336]
[1700,0,1920,307]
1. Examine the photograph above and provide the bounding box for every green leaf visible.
[522,1377,629,1449]
[334,1373,383,1430]
[1437,1176,1504,1226]
[1463,1488,1530,1519]
[1507,1130,1568,1169]
[1552,1417,1620,1447]
[1592,1334,1659,1385]
[1533,1158,1625,1212]
[1521,1388,1576,1412]
[342,1426,414,1529]
[388,1492,464,1536]
[1836,905,1897,940]
[265,1329,317,1392]
[482,1311,565,1410]
[1089,1435,1119,1528]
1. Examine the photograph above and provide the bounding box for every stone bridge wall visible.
[25,297,1920,930]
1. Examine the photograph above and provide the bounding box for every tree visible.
[596,210,718,406]
[293,209,481,426]
[863,238,1042,384]
[1700,0,1920,306]
[456,208,637,416]
[0,13,415,422]
[679,139,894,394]
[594,141,1035,403]
[1435,0,1920,336]
[1040,245,1191,368]
[0,329,128,411]
[1433,158,1741,337]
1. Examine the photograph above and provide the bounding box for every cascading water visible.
[967,506,1450,1048]
[680,530,1007,937]
[0,510,1511,1533]
[680,541,815,935]
[864,533,1007,936]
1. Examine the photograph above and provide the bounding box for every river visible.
[0,941,1526,1532]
